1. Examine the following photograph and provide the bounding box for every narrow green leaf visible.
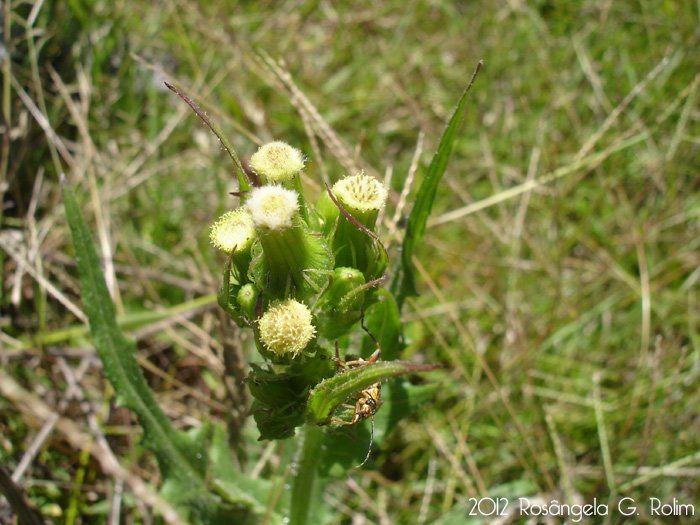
[164,82,252,192]
[360,289,402,361]
[392,62,482,309]
[61,179,229,519]
[307,360,445,425]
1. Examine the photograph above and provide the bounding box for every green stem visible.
[290,425,323,525]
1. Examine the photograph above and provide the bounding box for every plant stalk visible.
[290,425,323,525]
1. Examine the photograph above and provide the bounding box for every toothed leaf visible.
[307,360,445,425]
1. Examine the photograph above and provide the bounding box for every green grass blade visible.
[392,61,482,309]
[61,178,232,519]
[164,82,252,192]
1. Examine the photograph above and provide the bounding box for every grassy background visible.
[2,0,699,523]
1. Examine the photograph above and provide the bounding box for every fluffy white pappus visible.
[245,185,300,231]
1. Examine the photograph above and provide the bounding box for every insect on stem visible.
[331,341,383,468]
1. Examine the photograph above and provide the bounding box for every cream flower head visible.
[209,208,256,252]
[258,299,316,357]
[250,141,305,183]
[332,173,387,212]
[245,185,300,231]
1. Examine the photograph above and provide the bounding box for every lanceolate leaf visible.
[392,62,482,310]
[360,289,402,361]
[61,179,240,520]
[307,360,445,425]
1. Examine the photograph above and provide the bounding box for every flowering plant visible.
[63,64,480,524]
[211,142,441,446]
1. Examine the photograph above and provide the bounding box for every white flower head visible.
[245,185,300,231]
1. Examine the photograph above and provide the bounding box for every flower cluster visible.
[212,141,388,439]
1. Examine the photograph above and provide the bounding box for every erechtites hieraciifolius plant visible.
[85,70,479,523]
[211,140,443,446]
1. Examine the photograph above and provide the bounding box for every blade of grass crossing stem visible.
[164,82,252,192]
[60,177,215,509]
[393,61,482,310]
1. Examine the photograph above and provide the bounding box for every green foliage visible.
[392,63,482,309]
[63,145,450,522]
[209,426,288,519]
[5,1,699,523]
[62,180,266,523]
[307,360,444,426]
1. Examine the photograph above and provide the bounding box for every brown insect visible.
[331,345,383,468]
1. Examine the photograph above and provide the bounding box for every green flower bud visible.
[258,299,316,361]
[246,185,332,300]
[237,283,259,323]
[333,173,387,229]
[326,173,388,280]
[250,141,305,184]
[315,267,367,338]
